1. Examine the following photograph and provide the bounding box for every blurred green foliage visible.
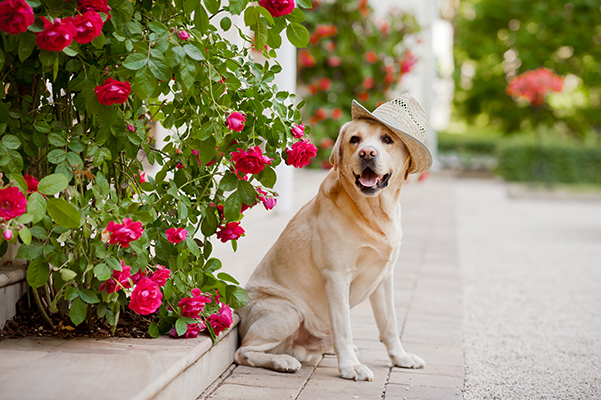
[453,0,601,137]
[496,137,601,183]
[438,131,500,155]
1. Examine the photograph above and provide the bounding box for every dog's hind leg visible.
[235,298,303,373]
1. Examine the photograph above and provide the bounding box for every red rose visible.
[257,188,277,210]
[0,187,27,220]
[36,17,76,52]
[365,51,378,64]
[0,0,34,35]
[128,278,162,315]
[77,0,111,19]
[106,217,143,247]
[314,108,327,121]
[99,261,132,293]
[327,56,341,68]
[95,78,131,105]
[178,288,211,318]
[331,108,342,120]
[230,146,272,176]
[285,140,318,169]
[318,77,331,91]
[68,11,103,44]
[400,50,418,74]
[165,227,188,244]
[363,77,375,90]
[291,123,305,139]
[227,111,246,132]
[23,174,39,193]
[131,267,147,285]
[216,222,245,243]
[3,229,13,240]
[149,266,171,287]
[259,0,295,17]
[299,50,316,68]
[207,304,233,335]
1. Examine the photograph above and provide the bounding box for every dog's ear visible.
[329,121,352,170]
[404,159,412,181]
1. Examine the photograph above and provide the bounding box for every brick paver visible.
[202,170,464,400]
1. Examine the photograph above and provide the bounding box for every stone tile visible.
[208,383,299,400]
[388,370,463,389]
[385,383,463,399]
[398,342,464,367]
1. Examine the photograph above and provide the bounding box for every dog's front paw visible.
[390,351,426,369]
[272,354,302,373]
[340,364,374,381]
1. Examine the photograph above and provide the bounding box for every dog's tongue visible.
[359,169,380,188]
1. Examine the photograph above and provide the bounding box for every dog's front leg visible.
[369,273,425,369]
[324,274,374,381]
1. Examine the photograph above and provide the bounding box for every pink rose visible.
[23,174,39,193]
[207,304,233,336]
[257,188,277,210]
[0,0,34,35]
[216,222,245,243]
[129,278,163,315]
[149,266,171,287]
[178,30,190,40]
[68,10,103,44]
[176,162,184,169]
[127,124,135,133]
[291,123,305,139]
[285,140,318,168]
[178,288,212,318]
[36,17,76,52]
[131,267,147,285]
[230,146,272,176]
[77,0,112,19]
[0,187,27,220]
[106,217,143,247]
[259,0,295,17]
[139,171,147,183]
[165,227,188,244]
[95,78,131,105]
[3,229,13,240]
[227,111,246,132]
[99,261,132,293]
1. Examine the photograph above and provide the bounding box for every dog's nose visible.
[359,146,378,161]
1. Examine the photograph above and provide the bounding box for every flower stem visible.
[33,287,55,329]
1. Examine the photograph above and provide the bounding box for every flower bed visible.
[0,0,315,340]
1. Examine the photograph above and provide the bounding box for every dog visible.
[235,95,432,381]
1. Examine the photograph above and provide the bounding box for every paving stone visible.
[385,383,463,399]
[389,370,463,389]
[207,383,299,400]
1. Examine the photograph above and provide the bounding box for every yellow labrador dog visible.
[235,94,432,381]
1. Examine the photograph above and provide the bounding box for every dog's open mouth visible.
[354,168,390,193]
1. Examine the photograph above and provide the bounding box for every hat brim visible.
[351,100,433,174]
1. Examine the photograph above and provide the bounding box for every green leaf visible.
[244,6,257,26]
[60,269,78,282]
[18,33,35,62]
[196,135,216,165]
[286,23,310,48]
[65,286,79,301]
[94,263,110,281]
[38,173,69,195]
[123,53,148,70]
[47,198,81,228]
[183,44,205,61]
[79,289,100,304]
[204,257,222,273]
[204,0,221,14]
[179,58,197,90]
[148,21,168,34]
[284,8,306,23]
[175,318,187,336]
[185,237,200,257]
[27,192,46,224]
[217,272,239,285]
[258,166,277,188]
[238,180,257,205]
[224,191,242,221]
[48,149,67,164]
[29,226,48,240]
[1,134,21,150]
[48,132,67,147]
[254,18,268,51]
[0,48,4,71]
[148,54,168,81]
[17,241,43,260]
[219,173,239,192]
[18,226,31,246]
[225,285,248,309]
[70,297,87,326]
[148,322,159,338]
[256,6,275,25]
[296,0,311,8]
[228,0,248,14]
[134,67,158,100]
[220,16,232,31]
[106,257,121,271]
[183,0,200,15]
[26,259,49,289]
[201,212,218,237]
[62,43,79,57]
[194,4,210,33]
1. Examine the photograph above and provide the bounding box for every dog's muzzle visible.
[354,164,390,195]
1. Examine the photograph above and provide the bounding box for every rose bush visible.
[298,0,420,166]
[0,0,316,340]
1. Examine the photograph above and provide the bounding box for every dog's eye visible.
[349,136,361,144]
[381,135,394,145]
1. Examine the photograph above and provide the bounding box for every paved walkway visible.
[205,169,601,400]
[205,169,464,399]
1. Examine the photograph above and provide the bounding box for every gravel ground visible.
[458,179,601,399]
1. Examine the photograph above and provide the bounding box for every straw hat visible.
[351,93,433,174]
